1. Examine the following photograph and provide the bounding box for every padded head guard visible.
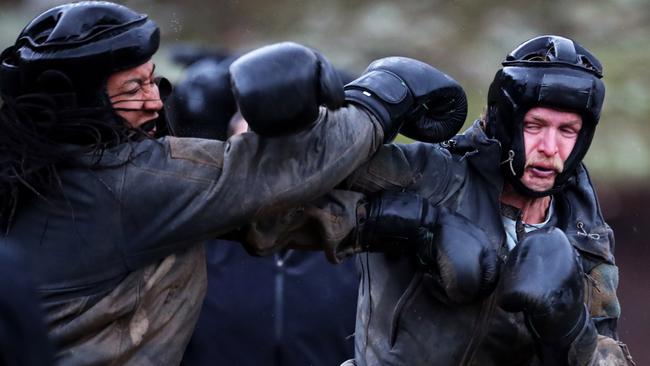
[486,35,605,197]
[0,1,159,106]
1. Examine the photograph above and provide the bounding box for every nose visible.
[537,128,559,156]
[143,83,164,112]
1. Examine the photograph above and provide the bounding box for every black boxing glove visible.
[417,210,499,304]
[345,57,467,143]
[356,191,438,253]
[356,191,498,304]
[229,42,344,135]
[498,227,594,365]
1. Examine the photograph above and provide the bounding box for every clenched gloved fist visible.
[229,42,343,136]
[345,57,467,143]
[498,227,595,365]
[357,191,437,253]
[356,191,498,304]
[417,210,499,304]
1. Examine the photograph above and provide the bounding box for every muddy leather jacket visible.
[246,121,634,366]
[1,106,382,366]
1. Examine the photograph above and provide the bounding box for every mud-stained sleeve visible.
[586,336,636,366]
[242,190,366,263]
[241,142,456,263]
[343,142,454,201]
[117,105,383,268]
[239,143,421,263]
[212,105,383,225]
[581,263,636,366]
[342,144,414,194]
[585,263,621,336]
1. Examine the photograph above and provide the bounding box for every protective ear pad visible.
[154,77,173,100]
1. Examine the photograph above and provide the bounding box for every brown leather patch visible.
[594,336,637,366]
[168,137,224,169]
[585,263,621,319]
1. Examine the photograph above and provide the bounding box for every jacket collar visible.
[449,120,504,194]
[554,164,615,264]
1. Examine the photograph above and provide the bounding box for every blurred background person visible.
[168,50,359,366]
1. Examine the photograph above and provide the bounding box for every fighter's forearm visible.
[240,190,366,263]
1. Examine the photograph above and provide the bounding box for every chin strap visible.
[500,149,516,176]
[500,148,573,199]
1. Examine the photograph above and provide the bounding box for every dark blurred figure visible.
[168,44,230,68]
[183,242,359,366]
[0,247,54,366]
[167,49,237,140]
[168,48,359,366]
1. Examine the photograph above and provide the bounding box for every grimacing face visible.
[106,61,163,134]
[520,106,583,192]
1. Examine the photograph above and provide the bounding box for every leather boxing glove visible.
[357,191,438,252]
[498,227,592,364]
[357,191,498,304]
[229,42,344,136]
[417,210,499,304]
[345,57,467,143]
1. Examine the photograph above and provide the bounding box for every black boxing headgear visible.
[0,1,159,107]
[486,35,605,197]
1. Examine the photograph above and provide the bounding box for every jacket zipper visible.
[458,214,507,366]
[458,291,499,365]
[273,250,292,365]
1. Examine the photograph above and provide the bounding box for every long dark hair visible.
[0,90,148,232]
